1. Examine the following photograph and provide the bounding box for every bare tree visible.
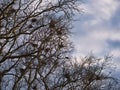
[0,0,79,89]
[0,0,119,90]
[48,55,119,90]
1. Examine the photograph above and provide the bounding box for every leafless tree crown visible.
[0,0,119,90]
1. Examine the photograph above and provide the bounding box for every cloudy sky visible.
[72,0,120,74]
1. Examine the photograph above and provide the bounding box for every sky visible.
[0,0,120,77]
[72,0,120,75]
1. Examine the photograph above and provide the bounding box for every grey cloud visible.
[107,39,120,49]
[109,6,120,29]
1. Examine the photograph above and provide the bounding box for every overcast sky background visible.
[71,0,120,76]
[0,0,120,78]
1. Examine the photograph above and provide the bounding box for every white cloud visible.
[87,0,118,20]
[110,49,120,58]
[73,0,120,59]
[90,30,120,41]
